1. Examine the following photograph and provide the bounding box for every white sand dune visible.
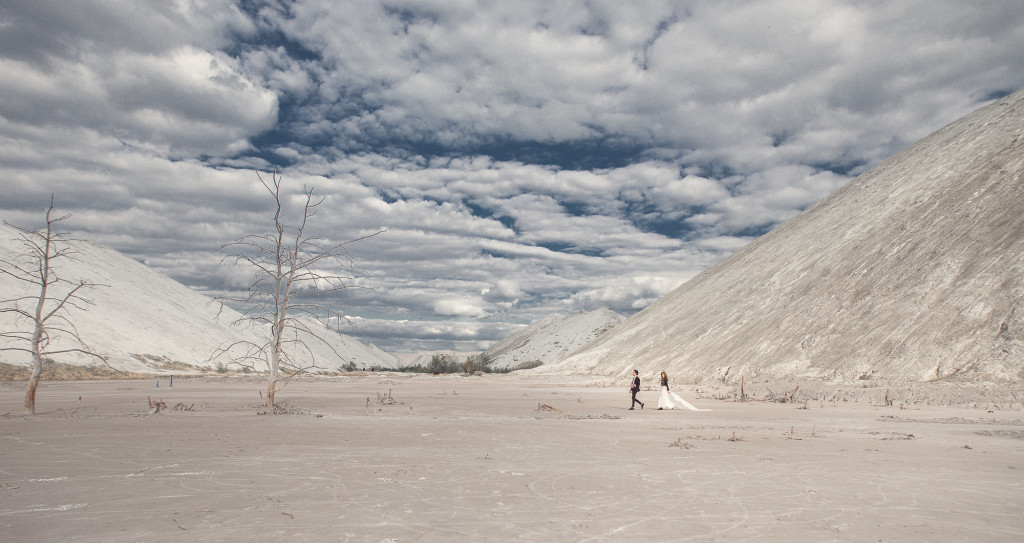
[0,223,398,372]
[484,308,624,369]
[543,89,1024,385]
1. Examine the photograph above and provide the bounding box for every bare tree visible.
[1,196,106,414]
[216,171,382,406]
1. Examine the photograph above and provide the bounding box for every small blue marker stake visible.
[170,375,174,388]
[156,379,159,388]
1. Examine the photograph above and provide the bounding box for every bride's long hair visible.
[660,371,668,381]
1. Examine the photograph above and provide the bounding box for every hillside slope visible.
[485,308,624,369]
[0,224,397,373]
[543,89,1024,384]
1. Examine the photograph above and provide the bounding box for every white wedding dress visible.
[658,385,705,411]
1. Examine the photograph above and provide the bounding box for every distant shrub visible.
[464,352,493,373]
[427,354,460,373]
[488,360,543,373]
[391,353,538,374]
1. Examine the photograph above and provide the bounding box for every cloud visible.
[0,1,274,158]
[244,1,1024,170]
[2,0,1023,352]
[684,166,849,235]
[341,315,522,352]
[433,297,487,318]
[570,274,688,312]
[483,279,522,301]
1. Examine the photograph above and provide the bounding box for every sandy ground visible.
[1,374,1022,542]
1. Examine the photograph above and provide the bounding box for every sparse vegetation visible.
[0,361,155,381]
[391,353,542,374]
[130,354,202,372]
[496,360,543,373]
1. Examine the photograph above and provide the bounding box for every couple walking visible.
[629,370,704,411]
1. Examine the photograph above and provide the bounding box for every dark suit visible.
[630,375,643,409]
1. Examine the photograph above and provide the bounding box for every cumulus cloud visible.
[244,1,1023,167]
[2,0,1022,352]
[342,315,520,352]
[570,274,689,313]
[433,297,487,318]
[0,1,275,158]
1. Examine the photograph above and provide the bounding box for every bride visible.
[657,371,704,411]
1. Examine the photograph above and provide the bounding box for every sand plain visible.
[1,375,1022,542]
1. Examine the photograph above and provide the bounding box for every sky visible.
[2,1,1023,353]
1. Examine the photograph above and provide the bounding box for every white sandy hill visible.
[484,308,624,369]
[539,89,1024,385]
[0,223,398,373]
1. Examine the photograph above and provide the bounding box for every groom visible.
[628,369,644,410]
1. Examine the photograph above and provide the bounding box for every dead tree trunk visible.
[25,370,40,414]
[2,196,105,415]
[214,172,383,408]
[24,250,49,414]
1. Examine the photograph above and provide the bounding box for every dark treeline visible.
[342,353,542,374]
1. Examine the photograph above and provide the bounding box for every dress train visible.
[658,386,705,411]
